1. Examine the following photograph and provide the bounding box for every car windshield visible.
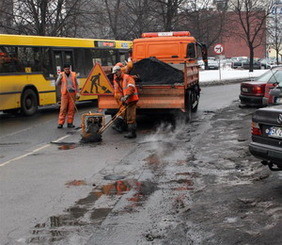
[256,70,278,82]
[267,70,282,84]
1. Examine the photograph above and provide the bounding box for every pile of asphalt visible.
[130,57,184,84]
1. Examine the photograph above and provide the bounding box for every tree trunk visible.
[249,45,254,72]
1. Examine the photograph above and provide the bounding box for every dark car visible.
[249,84,282,171]
[249,106,282,170]
[239,68,281,107]
[231,57,248,69]
[242,59,261,70]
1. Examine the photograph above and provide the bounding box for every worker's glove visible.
[120,95,129,102]
[76,92,80,100]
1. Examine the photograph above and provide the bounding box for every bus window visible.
[90,49,118,66]
[74,48,86,77]
[0,46,22,72]
[53,50,74,74]
[64,51,73,68]
[0,46,53,76]
[84,48,94,74]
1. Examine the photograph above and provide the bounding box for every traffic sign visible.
[81,63,113,95]
[214,43,224,55]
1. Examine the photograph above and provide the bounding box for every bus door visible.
[53,50,74,101]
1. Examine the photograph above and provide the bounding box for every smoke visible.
[141,117,190,161]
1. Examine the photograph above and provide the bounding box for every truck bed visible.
[99,84,185,110]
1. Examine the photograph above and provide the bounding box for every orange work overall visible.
[58,72,78,125]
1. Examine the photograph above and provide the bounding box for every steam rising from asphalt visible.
[141,118,189,160]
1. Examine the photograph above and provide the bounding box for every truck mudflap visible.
[98,85,185,110]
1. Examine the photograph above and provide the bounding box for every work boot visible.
[124,123,137,139]
[112,118,125,133]
[57,124,63,129]
[67,123,75,128]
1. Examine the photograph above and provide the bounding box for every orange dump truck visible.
[99,31,207,121]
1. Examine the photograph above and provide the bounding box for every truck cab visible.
[132,31,199,64]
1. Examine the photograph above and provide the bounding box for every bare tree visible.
[123,0,159,38]
[150,0,186,31]
[179,0,229,50]
[268,11,282,64]
[229,0,273,71]
[0,0,92,37]
[0,0,14,33]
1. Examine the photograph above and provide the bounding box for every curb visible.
[200,78,246,87]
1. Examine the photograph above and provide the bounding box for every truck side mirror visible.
[187,43,196,59]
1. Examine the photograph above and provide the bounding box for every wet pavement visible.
[1,85,282,244]
[21,102,282,244]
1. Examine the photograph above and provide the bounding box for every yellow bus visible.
[0,34,132,115]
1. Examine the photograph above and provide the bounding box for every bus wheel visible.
[21,89,38,116]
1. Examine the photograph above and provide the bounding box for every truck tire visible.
[21,89,38,116]
[184,90,192,122]
[192,88,200,113]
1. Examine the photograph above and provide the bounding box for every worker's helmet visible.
[115,62,124,67]
[112,65,121,74]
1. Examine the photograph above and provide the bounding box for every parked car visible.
[197,59,205,69]
[231,56,248,69]
[239,68,282,107]
[249,83,282,171]
[242,59,262,70]
[259,58,276,69]
[206,57,219,70]
[197,57,219,70]
[262,67,282,105]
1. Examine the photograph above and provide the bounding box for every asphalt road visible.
[1,83,281,244]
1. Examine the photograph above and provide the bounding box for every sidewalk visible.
[199,68,267,86]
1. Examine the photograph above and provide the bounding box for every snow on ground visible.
[200,68,267,83]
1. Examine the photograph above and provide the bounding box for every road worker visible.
[56,64,80,128]
[111,63,127,133]
[112,64,139,138]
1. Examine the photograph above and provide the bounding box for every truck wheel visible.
[192,90,199,112]
[184,90,192,122]
[21,89,38,116]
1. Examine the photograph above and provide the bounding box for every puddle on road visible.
[28,215,86,243]
[90,208,112,223]
[27,180,157,243]
[104,175,126,180]
[58,144,77,150]
[126,181,157,206]
[167,173,197,191]
[65,179,87,187]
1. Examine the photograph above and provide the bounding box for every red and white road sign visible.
[214,43,224,54]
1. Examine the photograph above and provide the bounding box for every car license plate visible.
[242,88,248,92]
[268,126,282,139]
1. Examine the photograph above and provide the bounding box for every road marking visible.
[0,135,70,167]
